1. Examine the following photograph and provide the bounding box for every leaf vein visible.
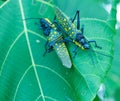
[36,95,58,101]
[36,0,54,7]
[0,0,10,9]
[13,65,33,101]
[36,65,72,89]
[0,31,24,76]
[28,29,46,40]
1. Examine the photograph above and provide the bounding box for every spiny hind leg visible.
[71,11,85,34]
[71,10,80,30]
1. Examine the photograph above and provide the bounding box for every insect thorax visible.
[48,29,63,42]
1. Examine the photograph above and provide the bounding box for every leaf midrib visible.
[18,0,45,101]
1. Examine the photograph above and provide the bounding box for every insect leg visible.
[81,25,84,35]
[52,15,57,25]
[43,41,49,56]
[73,46,78,57]
[64,37,73,43]
[43,41,53,56]
[71,10,80,30]
[43,47,53,56]
[35,22,42,29]
[88,40,102,49]
[53,15,56,21]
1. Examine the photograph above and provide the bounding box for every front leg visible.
[88,40,102,49]
[43,41,53,56]
[72,46,78,57]
[34,22,42,29]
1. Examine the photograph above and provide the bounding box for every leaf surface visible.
[0,0,117,101]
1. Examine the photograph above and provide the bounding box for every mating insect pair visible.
[25,7,106,68]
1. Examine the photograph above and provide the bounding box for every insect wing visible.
[54,42,72,68]
[49,29,72,68]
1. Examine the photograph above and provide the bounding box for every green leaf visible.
[103,28,120,101]
[0,0,117,101]
[53,0,109,20]
[0,0,7,7]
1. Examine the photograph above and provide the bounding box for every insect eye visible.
[84,44,90,49]
[80,39,85,43]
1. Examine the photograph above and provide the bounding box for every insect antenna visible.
[88,49,106,74]
[23,18,41,20]
[91,49,113,58]
[23,18,43,29]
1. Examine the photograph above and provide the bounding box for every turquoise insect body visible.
[40,18,72,68]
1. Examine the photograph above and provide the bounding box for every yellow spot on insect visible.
[68,27,71,30]
[54,32,57,34]
[51,24,55,28]
[64,18,67,21]
[54,27,57,30]
[81,47,85,50]
[55,43,58,45]
[65,28,67,31]
[62,43,64,46]
[48,38,51,41]
[72,24,75,28]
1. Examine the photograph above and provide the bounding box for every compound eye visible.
[80,39,85,43]
[84,44,90,49]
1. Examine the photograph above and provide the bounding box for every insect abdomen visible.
[48,29,72,68]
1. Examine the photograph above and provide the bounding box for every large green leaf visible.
[53,0,117,101]
[103,28,120,101]
[0,0,7,7]
[0,0,117,101]
[53,0,109,20]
